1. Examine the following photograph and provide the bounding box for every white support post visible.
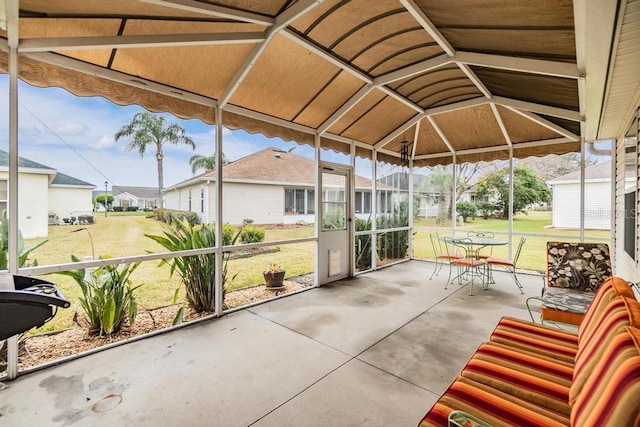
[610,145,616,251]
[7,0,19,380]
[408,158,414,259]
[314,134,320,287]
[580,142,585,242]
[451,154,457,237]
[371,150,378,270]
[508,147,514,257]
[214,107,223,316]
[350,143,356,275]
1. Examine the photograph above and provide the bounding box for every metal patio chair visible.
[485,236,526,294]
[467,231,495,259]
[429,232,461,280]
[444,237,487,295]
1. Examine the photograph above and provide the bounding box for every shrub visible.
[113,206,124,212]
[240,225,265,244]
[355,217,372,271]
[146,220,240,312]
[222,223,237,246]
[154,208,199,226]
[242,218,254,225]
[376,201,410,261]
[456,201,477,222]
[478,202,494,219]
[57,256,141,335]
[129,206,139,212]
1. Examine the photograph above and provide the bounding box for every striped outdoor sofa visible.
[418,276,640,427]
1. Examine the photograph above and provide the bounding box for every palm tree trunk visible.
[157,146,164,209]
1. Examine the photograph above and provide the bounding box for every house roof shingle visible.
[0,149,56,172]
[167,148,375,190]
[51,172,94,187]
[547,161,612,183]
[113,186,159,199]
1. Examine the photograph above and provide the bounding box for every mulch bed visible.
[1,278,311,374]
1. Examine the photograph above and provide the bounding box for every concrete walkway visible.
[0,260,544,426]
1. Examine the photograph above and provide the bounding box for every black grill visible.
[0,275,70,341]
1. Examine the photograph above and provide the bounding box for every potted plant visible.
[263,262,285,288]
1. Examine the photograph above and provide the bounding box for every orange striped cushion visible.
[578,277,635,343]
[610,276,637,299]
[461,343,572,415]
[418,376,569,427]
[571,327,640,426]
[490,317,578,363]
[570,297,640,404]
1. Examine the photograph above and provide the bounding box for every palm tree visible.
[189,153,228,174]
[115,112,195,208]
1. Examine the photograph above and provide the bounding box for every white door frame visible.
[317,162,353,285]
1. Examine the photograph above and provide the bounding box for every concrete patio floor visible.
[0,260,546,426]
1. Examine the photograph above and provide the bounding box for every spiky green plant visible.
[57,255,141,335]
[146,220,240,312]
[0,209,47,269]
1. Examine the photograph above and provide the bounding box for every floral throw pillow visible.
[547,242,612,292]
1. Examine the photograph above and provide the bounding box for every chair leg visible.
[510,267,524,294]
[430,258,440,280]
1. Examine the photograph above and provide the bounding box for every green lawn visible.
[412,211,611,272]
[24,211,610,332]
[26,218,315,332]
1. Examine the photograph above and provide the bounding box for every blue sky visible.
[0,75,369,191]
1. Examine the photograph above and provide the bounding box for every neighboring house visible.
[548,161,623,230]
[0,150,95,238]
[380,172,490,218]
[164,147,378,225]
[112,186,158,210]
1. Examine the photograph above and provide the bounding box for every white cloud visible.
[90,135,117,150]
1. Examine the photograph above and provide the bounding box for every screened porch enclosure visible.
[1,0,639,383]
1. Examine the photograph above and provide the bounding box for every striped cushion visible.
[578,277,636,345]
[490,317,578,363]
[571,327,640,426]
[570,297,640,404]
[461,342,572,415]
[418,376,570,427]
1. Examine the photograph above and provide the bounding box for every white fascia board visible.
[51,183,96,188]
[19,32,266,52]
[0,166,58,175]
